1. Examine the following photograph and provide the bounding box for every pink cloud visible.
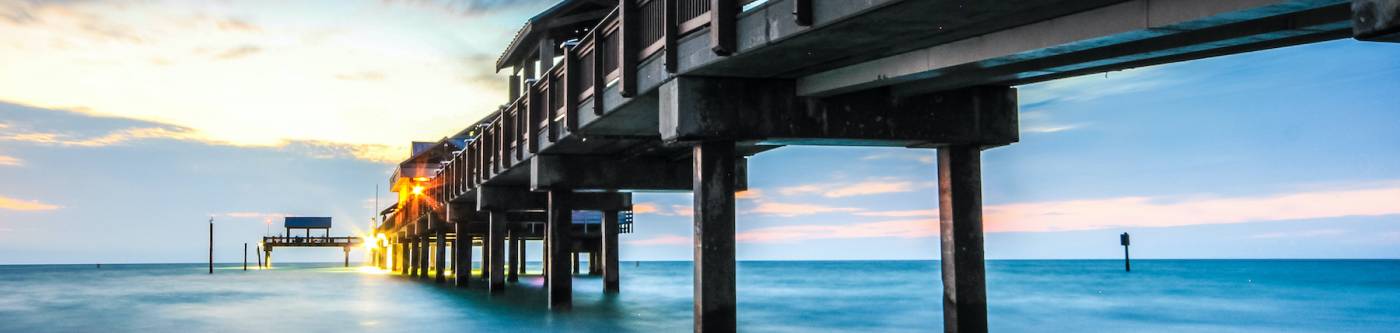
[856,209,937,218]
[627,234,689,246]
[632,202,659,214]
[0,195,60,211]
[737,219,936,243]
[747,201,862,217]
[777,180,929,198]
[985,185,1400,232]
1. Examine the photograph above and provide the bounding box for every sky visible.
[1,0,1399,264]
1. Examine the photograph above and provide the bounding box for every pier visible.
[362,0,1398,332]
[261,217,363,268]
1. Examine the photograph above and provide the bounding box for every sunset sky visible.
[2,0,1398,264]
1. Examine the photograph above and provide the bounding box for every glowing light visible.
[411,185,424,195]
[413,177,430,182]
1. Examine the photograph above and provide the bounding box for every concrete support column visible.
[547,190,573,310]
[455,222,469,287]
[603,210,620,293]
[418,234,430,280]
[938,145,989,333]
[488,210,508,294]
[519,238,528,276]
[692,141,737,332]
[507,227,520,282]
[572,252,580,275]
[408,235,419,277]
[435,228,447,284]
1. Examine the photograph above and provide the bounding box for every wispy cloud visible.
[0,195,60,211]
[1249,229,1347,239]
[855,209,937,218]
[215,18,260,32]
[984,183,1400,232]
[861,151,934,164]
[213,44,261,60]
[626,234,689,246]
[737,219,934,243]
[747,201,862,217]
[778,179,927,198]
[335,71,387,81]
[1022,123,1085,133]
[632,202,693,217]
[0,126,202,147]
[0,153,20,166]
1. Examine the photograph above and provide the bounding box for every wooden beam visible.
[619,0,639,96]
[710,0,736,55]
[663,0,678,73]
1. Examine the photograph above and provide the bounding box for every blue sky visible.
[2,1,1399,264]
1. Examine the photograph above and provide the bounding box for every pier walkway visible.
[367,0,1398,332]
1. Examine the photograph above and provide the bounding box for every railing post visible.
[664,0,678,73]
[546,78,558,142]
[593,43,607,116]
[527,86,540,153]
[619,0,638,97]
[710,0,736,55]
[564,49,579,132]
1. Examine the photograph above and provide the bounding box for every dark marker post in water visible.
[1121,232,1131,272]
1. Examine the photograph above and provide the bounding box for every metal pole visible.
[1121,232,1131,272]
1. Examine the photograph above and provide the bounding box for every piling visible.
[1121,232,1131,272]
[243,243,248,271]
[208,218,214,275]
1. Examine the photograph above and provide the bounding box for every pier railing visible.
[432,0,778,205]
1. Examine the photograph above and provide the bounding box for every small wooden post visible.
[1121,232,1131,272]
[208,218,214,275]
[256,244,263,269]
[243,243,248,271]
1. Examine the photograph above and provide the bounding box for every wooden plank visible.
[593,35,608,116]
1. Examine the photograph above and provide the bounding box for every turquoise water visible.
[0,260,1397,332]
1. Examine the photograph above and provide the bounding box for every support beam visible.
[480,186,633,211]
[456,222,469,287]
[519,238,528,276]
[1354,0,1400,42]
[692,141,737,332]
[435,228,447,284]
[508,227,520,282]
[547,190,573,310]
[938,145,988,333]
[489,210,508,294]
[709,0,736,55]
[532,155,698,191]
[572,252,581,275]
[603,210,620,293]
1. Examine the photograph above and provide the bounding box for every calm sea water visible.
[0,260,1397,332]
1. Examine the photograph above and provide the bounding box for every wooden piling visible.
[938,145,989,333]
[603,210,620,293]
[208,218,214,275]
[243,243,248,271]
[1121,232,1131,272]
[547,190,573,310]
[436,228,447,283]
[455,222,470,288]
[507,228,520,282]
[488,210,507,293]
[693,141,737,332]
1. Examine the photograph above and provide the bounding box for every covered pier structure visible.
[369,0,1399,332]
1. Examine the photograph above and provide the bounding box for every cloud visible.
[1022,124,1085,133]
[0,126,201,147]
[779,180,925,198]
[736,189,762,199]
[335,71,387,81]
[983,183,1400,232]
[213,45,262,60]
[861,151,934,165]
[632,202,659,214]
[1249,229,1347,239]
[747,201,862,217]
[627,234,689,246]
[216,18,260,32]
[737,219,935,243]
[379,0,555,16]
[0,195,60,211]
[856,209,937,218]
[0,154,20,166]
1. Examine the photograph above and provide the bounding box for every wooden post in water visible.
[243,243,248,271]
[208,217,214,275]
[256,244,263,269]
[1121,232,1131,272]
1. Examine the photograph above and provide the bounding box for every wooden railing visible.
[435,0,805,205]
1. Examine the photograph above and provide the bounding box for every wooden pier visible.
[260,217,363,267]
[364,0,1397,332]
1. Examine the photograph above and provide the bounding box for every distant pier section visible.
[261,217,362,267]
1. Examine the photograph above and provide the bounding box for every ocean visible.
[0,260,1396,332]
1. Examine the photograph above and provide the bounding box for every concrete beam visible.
[1355,0,1400,41]
[547,190,573,310]
[661,77,1018,147]
[692,141,737,332]
[488,210,508,294]
[797,0,1350,96]
[479,185,633,211]
[531,155,691,191]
